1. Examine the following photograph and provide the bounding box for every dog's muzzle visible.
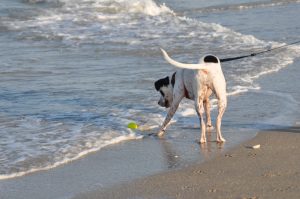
[158,99,170,108]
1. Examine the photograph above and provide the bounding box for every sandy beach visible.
[75,127,300,199]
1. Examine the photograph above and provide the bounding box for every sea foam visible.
[0,130,142,180]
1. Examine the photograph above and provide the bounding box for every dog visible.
[154,49,227,143]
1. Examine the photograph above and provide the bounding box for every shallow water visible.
[0,0,300,180]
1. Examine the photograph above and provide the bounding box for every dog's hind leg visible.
[195,98,206,143]
[216,97,227,143]
[204,88,213,128]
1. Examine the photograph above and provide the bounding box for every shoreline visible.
[0,59,299,199]
[1,58,299,199]
[74,126,300,199]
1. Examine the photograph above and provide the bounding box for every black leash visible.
[220,40,300,63]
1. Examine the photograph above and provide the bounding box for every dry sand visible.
[75,126,300,199]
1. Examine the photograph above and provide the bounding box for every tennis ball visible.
[127,122,138,129]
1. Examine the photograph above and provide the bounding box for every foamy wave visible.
[227,85,260,96]
[123,1,173,16]
[3,0,176,44]
[178,108,196,117]
[14,0,300,104]
[25,0,47,3]
[24,0,169,17]
[191,0,300,13]
[234,43,299,94]
[0,131,142,180]
[177,15,268,46]
[172,15,300,97]
[49,0,174,16]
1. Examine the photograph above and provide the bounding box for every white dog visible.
[154,49,227,143]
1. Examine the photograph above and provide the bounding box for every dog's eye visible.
[160,91,165,97]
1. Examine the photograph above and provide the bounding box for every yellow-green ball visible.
[127,122,138,129]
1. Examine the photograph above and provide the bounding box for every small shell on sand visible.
[251,144,261,149]
[246,144,261,149]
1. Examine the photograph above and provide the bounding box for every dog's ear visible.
[154,76,169,91]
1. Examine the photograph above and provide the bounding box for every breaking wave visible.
[189,0,300,13]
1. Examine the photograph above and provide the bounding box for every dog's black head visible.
[154,73,176,108]
[154,76,169,91]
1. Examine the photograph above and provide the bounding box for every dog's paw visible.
[216,137,226,143]
[199,139,207,144]
[199,137,207,144]
[157,130,165,137]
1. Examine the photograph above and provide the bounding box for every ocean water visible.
[0,0,300,180]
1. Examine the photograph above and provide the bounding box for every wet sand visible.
[75,126,300,199]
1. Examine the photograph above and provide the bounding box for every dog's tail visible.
[160,48,219,70]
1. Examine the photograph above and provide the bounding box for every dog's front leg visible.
[157,97,182,137]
